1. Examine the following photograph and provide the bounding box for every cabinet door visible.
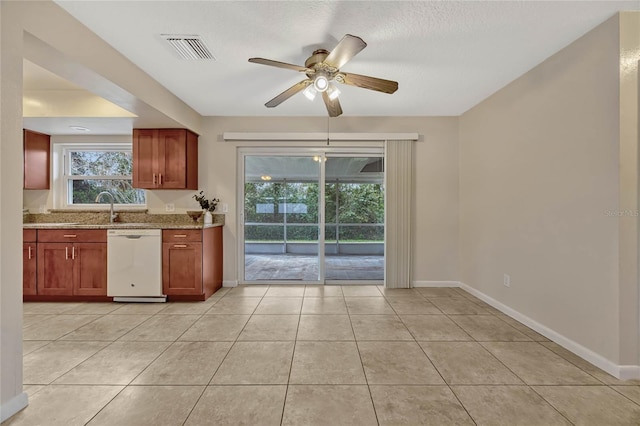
[73,243,107,296]
[163,242,202,295]
[24,130,51,190]
[158,129,187,189]
[37,243,73,296]
[23,243,37,295]
[133,129,160,189]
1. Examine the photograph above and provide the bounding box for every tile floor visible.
[9,286,640,425]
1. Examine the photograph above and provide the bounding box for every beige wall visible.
[190,116,459,284]
[460,14,638,365]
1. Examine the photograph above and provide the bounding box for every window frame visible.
[53,143,146,209]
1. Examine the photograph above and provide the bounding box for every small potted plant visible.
[193,191,220,224]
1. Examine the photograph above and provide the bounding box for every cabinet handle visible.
[159,173,163,185]
[65,246,69,260]
[72,246,76,260]
[63,234,77,238]
[173,244,187,248]
[28,246,32,260]
[173,234,187,238]
[153,173,157,184]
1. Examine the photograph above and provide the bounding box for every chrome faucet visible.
[95,191,119,223]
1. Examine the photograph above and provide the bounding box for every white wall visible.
[460,13,638,368]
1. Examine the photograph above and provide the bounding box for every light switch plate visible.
[165,203,175,212]
[221,203,229,213]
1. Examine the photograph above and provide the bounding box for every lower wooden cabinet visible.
[23,230,37,296]
[162,226,222,300]
[36,230,107,297]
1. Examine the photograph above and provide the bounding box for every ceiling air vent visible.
[161,34,215,60]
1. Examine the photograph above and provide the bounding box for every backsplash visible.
[24,210,225,226]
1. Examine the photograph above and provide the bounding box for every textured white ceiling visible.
[51,1,640,117]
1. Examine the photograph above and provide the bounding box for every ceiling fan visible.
[248,34,398,117]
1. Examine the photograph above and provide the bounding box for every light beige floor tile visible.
[282,385,377,426]
[416,288,461,298]
[482,342,600,385]
[370,385,474,425]
[297,315,355,341]
[24,341,110,385]
[345,297,395,314]
[540,341,640,385]
[428,297,492,314]
[61,303,121,315]
[158,302,212,315]
[359,341,444,384]
[289,341,365,384]
[109,302,168,314]
[385,296,442,314]
[420,341,523,385]
[224,285,269,297]
[495,314,551,341]
[185,385,286,426]
[265,285,306,297]
[54,341,170,385]
[23,315,101,340]
[23,302,83,314]
[119,314,200,341]
[533,385,640,425]
[613,386,640,405]
[453,385,571,426]
[23,314,55,329]
[401,314,472,341]
[132,341,232,385]
[211,341,294,384]
[61,314,150,341]
[351,315,414,340]
[205,297,262,314]
[88,385,204,426]
[450,315,532,341]
[254,297,303,314]
[304,285,343,297]
[179,314,250,341]
[23,385,45,397]
[301,297,348,314]
[23,340,51,356]
[3,385,123,426]
[341,285,382,297]
[238,314,299,341]
[377,287,424,297]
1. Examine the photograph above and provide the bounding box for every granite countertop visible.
[23,222,223,230]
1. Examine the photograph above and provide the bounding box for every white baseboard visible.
[412,281,460,288]
[222,280,238,288]
[1,392,28,422]
[458,282,639,380]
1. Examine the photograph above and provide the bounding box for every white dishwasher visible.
[107,229,165,302]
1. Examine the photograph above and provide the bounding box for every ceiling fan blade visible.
[265,79,312,108]
[340,72,398,94]
[322,91,343,117]
[249,57,308,72]
[323,34,367,69]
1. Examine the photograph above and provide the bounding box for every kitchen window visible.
[58,144,145,207]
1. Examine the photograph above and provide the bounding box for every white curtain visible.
[384,140,413,288]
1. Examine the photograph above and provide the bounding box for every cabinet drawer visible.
[37,229,107,243]
[23,229,37,242]
[162,229,202,242]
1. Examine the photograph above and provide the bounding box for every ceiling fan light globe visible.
[314,75,329,92]
[303,85,317,101]
[327,84,341,100]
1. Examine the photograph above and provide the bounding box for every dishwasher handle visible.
[125,235,142,239]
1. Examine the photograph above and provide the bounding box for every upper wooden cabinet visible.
[132,129,198,189]
[23,129,51,190]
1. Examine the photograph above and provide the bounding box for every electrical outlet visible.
[503,274,511,288]
[221,203,229,213]
[165,203,175,212]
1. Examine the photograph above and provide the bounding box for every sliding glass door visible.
[240,149,384,284]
